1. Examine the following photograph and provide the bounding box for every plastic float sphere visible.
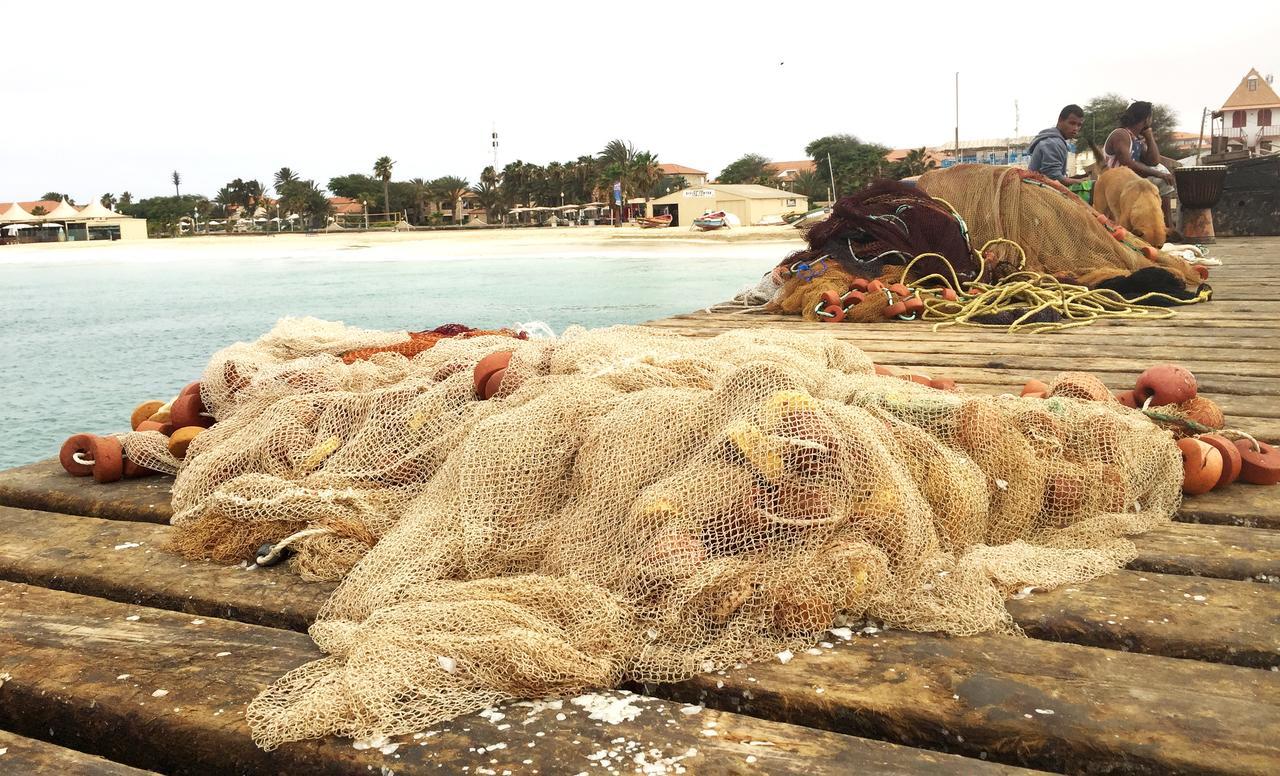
[1134,364,1197,407]
[130,401,165,431]
[1177,437,1223,495]
[473,351,513,396]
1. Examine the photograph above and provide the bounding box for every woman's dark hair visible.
[1119,101,1153,127]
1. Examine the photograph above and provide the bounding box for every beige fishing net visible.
[917,165,1202,287]
[140,318,1182,750]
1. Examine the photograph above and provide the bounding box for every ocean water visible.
[0,236,790,470]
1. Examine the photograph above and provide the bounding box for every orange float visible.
[1178,396,1224,431]
[482,368,508,400]
[168,426,204,459]
[473,351,514,395]
[1134,364,1197,407]
[1198,434,1242,489]
[1020,378,1050,398]
[1177,437,1223,495]
[1235,439,1280,485]
[1114,390,1139,409]
[170,392,214,429]
[59,433,97,476]
[130,401,165,431]
[820,304,846,323]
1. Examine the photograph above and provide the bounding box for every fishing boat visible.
[636,213,673,229]
[692,210,740,231]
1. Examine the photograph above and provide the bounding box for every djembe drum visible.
[1174,165,1227,243]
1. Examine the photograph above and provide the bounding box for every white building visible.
[1217,67,1279,153]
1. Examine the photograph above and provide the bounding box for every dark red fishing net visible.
[781,180,979,283]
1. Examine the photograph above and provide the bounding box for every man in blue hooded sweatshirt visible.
[1028,104,1086,186]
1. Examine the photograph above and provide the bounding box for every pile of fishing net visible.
[149,319,1182,749]
[765,166,1209,327]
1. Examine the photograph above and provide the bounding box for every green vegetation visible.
[1078,94,1178,156]
[717,153,773,185]
[41,192,74,205]
[120,194,211,237]
[373,156,395,214]
[805,134,891,197]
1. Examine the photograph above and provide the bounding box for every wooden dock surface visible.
[0,237,1276,773]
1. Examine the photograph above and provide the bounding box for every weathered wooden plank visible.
[1130,522,1280,581]
[0,459,171,524]
[1178,483,1280,529]
[645,315,1280,350]
[654,629,1280,775]
[0,731,159,775]
[1,506,1272,669]
[0,505,328,631]
[1007,569,1280,667]
[0,583,1035,776]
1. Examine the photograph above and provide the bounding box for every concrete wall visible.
[649,188,808,227]
[118,219,148,240]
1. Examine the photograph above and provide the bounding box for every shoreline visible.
[1,223,805,252]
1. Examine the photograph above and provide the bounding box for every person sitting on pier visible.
[1103,101,1177,228]
[1028,104,1087,186]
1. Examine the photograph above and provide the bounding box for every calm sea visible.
[0,236,791,470]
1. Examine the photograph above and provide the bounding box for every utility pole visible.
[954,72,960,164]
[826,153,837,203]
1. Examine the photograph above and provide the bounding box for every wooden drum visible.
[1174,165,1228,209]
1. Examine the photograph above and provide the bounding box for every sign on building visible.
[682,189,716,198]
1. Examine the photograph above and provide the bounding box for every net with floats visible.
[143,319,1182,749]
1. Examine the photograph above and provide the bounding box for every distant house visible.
[328,197,364,215]
[884,148,947,170]
[658,164,708,188]
[763,160,816,189]
[1218,67,1280,153]
[648,183,807,227]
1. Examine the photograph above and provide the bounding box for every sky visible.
[3,1,1277,202]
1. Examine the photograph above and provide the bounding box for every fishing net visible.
[154,318,1182,750]
[916,165,1202,287]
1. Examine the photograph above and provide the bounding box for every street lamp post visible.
[363,200,369,230]
[192,208,199,236]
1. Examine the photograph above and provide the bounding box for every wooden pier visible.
[0,237,1275,774]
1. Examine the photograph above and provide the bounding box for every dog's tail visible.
[1086,140,1107,179]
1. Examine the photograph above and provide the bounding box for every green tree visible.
[717,153,772,185]
[789,169,825,199]
[805,135,890,197]
[29,205,48,216]
[124,195,211,237]
[1078,94,1179,159]
[278,179,331,229]
[373,156,395,215]
[41,192,74,205]
[432,176,471,224]
[172,170,181,197]
[118,192,133,207]
[630,151,664,209]
[890,148,938,179]
[327,173,382,203]
[471,178,505,222]
[100,193,118,209]
[214,185,236,216]
[273,167,299,192]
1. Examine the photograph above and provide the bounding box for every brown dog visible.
[1093,166,1166,248]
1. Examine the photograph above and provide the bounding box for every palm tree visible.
[213,186,235,221]
[432,176,471,225]
[629,151,664,214]
[373,156,395,215]
[789,169,825,199]
[274,167,299,192]
[471,179,505,223]
[100,193,118,209]
[118,192,133,207]
[405,178,432,224]
[41,192,74,205]
[172,171,181,197]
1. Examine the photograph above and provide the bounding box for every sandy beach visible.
[1,223,806,263]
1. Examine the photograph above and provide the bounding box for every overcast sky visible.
[4,1,1276,201]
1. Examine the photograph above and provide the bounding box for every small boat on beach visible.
[692,210,740,231]
[636,213,673,228]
